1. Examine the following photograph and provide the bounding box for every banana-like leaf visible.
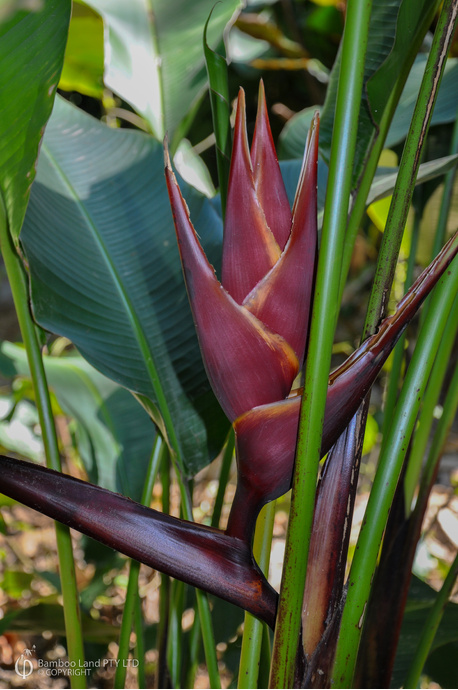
[59,2,104,99]
[279,58,458,161]
[83,0,242,141]
[319,0,440,184]
[20,96,229,477]
[0,0,70,243]
[278,156,457,230]
[0,341,156,501]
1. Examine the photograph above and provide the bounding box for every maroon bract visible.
[165,83,319,423]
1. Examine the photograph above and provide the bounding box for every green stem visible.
[338,0,442,304]
[420,104,458,326]
[332,9,458,681]
[115,436,165,688]
[363,0,458,335]
[211,428,235,530]
[414,359,458,522]
[403,294,458,510]
[331,255,458,688]
[185,600,201,689]
[157,449,171,688]
[238,502,276,689]
[404,551,458,689]
[430,104,458,259]
[382,210,421,433]
[134,595,146,690]
[167,579,186,687]
[269,1,372,686]
[0,201,86,687]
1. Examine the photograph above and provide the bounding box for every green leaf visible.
[20,97,228,476]
[386,56,458,148]
[307,0,439,183]
[83,0,242,142]
[0,341,156,501]
[59,3,105,99]
[0,0,71,243]
[278,156,456,227]
[392,576,458,688]
[367,155,458,206]
[280,54,457,164]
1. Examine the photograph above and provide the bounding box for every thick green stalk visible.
[403,294,458,510]
[269,1,372,686]
[404,550,458,689]
[115,436,165,688]
[0,203,86,687]
[331,254,458,688]
[238,502,276,689]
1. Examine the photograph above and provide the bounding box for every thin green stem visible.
[134,595,146,690]
[172,472,221,688]
[211,428,235,530]
[332,10,458,681]
[420,104,458,326]
[338,0,442,304]
[414,359,458,522]
[363,0,458,335]
[269,1,372,686]
[238,502,276,689]
[115,436,165,688]
[157,449,171,688]
[167,579,186,687]
[382,210,421,433]
[185,601,201,689]
[0,201,86,687]
[404,295,458,511]
[331,255,458,688]
[404,551,458,689]
[430,104,458,259]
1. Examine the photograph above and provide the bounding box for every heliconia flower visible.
[165,82,319,423]
[225,231,458,540]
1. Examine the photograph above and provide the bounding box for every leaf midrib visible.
[40,141,180,461]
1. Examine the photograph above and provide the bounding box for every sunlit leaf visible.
[0,0,70,243]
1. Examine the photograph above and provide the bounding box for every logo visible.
[14,646,36,679]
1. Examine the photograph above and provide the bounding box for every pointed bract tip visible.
[163,134,172,171]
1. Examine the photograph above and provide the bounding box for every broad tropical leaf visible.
[0,0,71,243]
[20,96,229,476]
[83,0,242,142]
[0,341,156,501]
